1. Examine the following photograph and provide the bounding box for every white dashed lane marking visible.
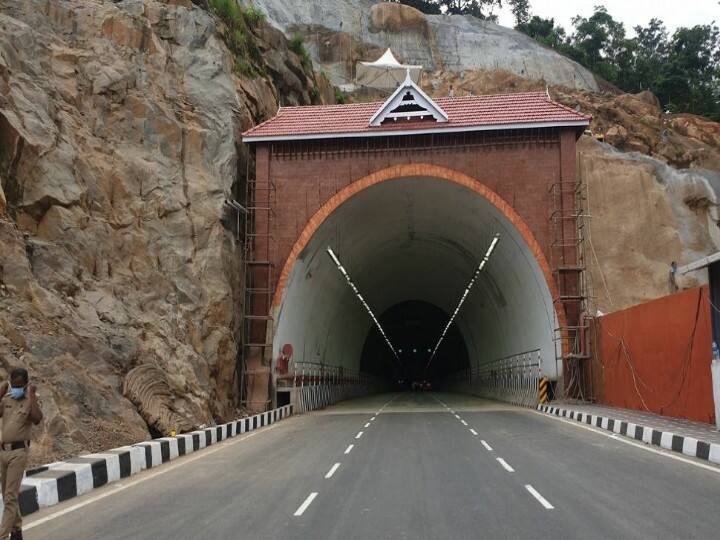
[461,420,468,426]
[364,422,370,428]
[325,463,341,479]
[294,492,318,516]
[344,444,354,455]
[525,485,554,510]
[469,429,478,436]
[481,440,493,452]
[497,458,514,473]
[356,431,363,439]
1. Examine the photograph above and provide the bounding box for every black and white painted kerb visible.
[6,405,293,517]
[538,404,720,465]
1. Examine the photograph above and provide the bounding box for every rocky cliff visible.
[251,0,601,91]
[0,0,326,464]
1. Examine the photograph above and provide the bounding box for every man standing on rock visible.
[0,368,43,540]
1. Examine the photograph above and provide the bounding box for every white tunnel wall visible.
[273,177,559,380]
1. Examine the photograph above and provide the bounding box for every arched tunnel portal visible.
[272,172,562,393]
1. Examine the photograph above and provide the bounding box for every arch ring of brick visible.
[271,163,566,331]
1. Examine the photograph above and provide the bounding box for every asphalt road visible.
[25,392,720,539]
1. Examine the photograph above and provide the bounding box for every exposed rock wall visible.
[579,138,720,314]
[0,0,322,465]
[250,0,600,91]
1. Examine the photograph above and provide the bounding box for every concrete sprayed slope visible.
[251,0,600,91]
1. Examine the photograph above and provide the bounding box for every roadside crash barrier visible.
[444,350,543,408]
[9,405,293,517]
[278,363,388,414]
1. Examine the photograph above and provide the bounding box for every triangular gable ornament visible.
[368,69,448,127]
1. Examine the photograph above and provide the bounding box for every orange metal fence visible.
[592,286,716,424]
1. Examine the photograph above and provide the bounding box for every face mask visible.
[9,387,24,400]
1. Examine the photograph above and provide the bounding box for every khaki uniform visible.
[0,393,32,537]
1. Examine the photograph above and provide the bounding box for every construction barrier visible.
[278,362,387,413]
[538,377,550,404]
[443,350,543,408]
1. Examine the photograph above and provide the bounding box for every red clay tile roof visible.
[242,92,590,141]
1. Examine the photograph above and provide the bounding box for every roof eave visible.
[242,119,591,144]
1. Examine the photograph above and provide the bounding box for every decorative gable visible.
[368,70,449,127]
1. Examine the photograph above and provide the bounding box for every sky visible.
[495,0,720,35]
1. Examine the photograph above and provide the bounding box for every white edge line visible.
[525,484,554,510]
[325,463,341,479]
[344,444,354,455]
[496,457,514,472]
[532,410,720,475]
[481,440,493,451]
[25,425,279,530]
[294,492,318,516]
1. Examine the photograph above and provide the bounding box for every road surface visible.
[26,392,720,539]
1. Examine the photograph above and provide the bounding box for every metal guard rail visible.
[443,350,543,408]
[277,362,388,413]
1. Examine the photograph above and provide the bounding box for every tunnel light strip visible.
[326,247,399,360]
[426,234,500,369]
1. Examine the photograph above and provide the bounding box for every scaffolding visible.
[240,159,276,410]
[548,178,593,400]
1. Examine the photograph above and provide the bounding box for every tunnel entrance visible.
[360,300,470,387]
[242,89,590,412]
[272,175,560,396]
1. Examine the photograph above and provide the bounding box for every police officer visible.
[0,368,43,540]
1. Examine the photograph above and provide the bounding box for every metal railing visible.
[277,362,387,413]
[444,350,543,408]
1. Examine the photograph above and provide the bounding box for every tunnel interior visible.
[273,176,559,388]
[360,300,469,385]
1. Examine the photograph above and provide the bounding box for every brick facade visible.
[254,128,576,299]
[247,128,581,363]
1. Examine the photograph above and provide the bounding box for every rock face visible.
[579,138,720,314]
[425,68,720,173]
[250,0,600,91]
[0,0,322,465]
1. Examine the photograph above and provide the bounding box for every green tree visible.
[632,18,669,91]
[436,0,503,19]
[394,0,441,14]
[568,6,633,84]
[657,24,720,119]
[508,0,530,26]
[517,15,568,50]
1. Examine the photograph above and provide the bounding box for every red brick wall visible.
[256,129,577,282]
[591,287,716,424]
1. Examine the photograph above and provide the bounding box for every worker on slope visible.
[0,368,43,540]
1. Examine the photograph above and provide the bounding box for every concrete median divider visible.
[9,405,293,518]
